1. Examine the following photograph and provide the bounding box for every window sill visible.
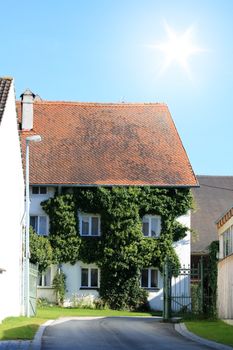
[142,287,160,291]
[80,235,101,238]
[80,287,99,291]
[37,286,53,289]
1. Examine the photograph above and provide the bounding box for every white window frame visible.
[32,186,47,195]
[222,224,233,258]
[79,213,101,237]
[80,267,100,288]
[38,267,52,287]
[141,268,159,289]
[142,215,161,237]
[30,215,49,236]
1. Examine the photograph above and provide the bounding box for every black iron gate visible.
[163,257,207,320]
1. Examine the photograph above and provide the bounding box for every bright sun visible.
[151,22,203,78]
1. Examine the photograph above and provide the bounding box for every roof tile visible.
[18,100,197,187]
[0,78,12,123]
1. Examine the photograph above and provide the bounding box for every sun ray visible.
[149,21,204,78]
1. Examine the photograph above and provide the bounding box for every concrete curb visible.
[175,323,233,350]
[31,320,54,350]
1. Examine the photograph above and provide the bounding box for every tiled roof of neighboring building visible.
[0,78,12,123]
[191,175,233,253]
[18,100,197,187]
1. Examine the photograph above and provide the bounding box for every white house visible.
[18,90,197,310]
[217,207,233,319]
[0,78,24,321]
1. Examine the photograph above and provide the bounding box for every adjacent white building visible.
[217,208,233,319]
[0,78,24,321]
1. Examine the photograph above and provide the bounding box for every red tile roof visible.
[0,77,12,123]
[18,101,197,187]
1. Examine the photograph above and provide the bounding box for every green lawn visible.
[185,320,233,347]
[0,306,156,340]
[36,306,156,319]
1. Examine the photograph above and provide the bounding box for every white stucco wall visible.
[37,264,57,303]
[218,255,233,319]
[0,80,24,321]
[174,211,191,267]
[62,262,100,305]
[30,187,55,217]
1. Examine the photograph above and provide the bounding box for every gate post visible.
[199,256,204,314]
[163,258,171,321]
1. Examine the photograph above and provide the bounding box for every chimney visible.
[21,89,35,130]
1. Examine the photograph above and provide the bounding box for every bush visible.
[53,270,66,306]
[70,294,95,309]
[93,298,109,310]
[29,228,53,272]
[37,298,54,308]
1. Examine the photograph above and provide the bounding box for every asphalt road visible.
[41,317,213,350]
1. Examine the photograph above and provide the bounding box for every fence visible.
[29,263,38,316]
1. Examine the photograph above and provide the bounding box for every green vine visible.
[52,270,66,306]
[206,240,219,317]
[41,186,193,310]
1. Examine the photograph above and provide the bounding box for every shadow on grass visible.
[2,324,39,340]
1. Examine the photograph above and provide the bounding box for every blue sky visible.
[2,0,233,176]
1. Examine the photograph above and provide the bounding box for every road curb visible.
[31,320,54,350]
[175,323,233,350]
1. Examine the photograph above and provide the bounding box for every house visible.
[191,176,233,275]
[18,90,197,310]
[216,207,233,318]
[0,78,24,321]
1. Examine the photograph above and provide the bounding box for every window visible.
[32,186,47,195]
[141,268,158,289]
[30,215,48,236]
[81,267,99,288]
[79,214,101,236]
[142,215,161,237]
[222,225,233,258]
[38,267,51,287]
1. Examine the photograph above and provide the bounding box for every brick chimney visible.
[21,89,35,130]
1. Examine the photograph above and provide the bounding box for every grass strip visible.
[185,320,233,347]
[0,317,46,340]
[36,306,156,319]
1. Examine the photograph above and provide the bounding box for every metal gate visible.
[29,263,38,316]
[163,257,206,320]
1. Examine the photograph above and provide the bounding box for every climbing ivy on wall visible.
[41,186,193,310]
[206,240,219,317]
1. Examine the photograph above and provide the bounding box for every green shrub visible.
[53,270,66,306]
[29,228,53,272]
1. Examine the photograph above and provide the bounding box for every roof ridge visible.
[29,100,168,107]
[0,76,13,81]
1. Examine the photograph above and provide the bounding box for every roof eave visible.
[29,183,199,188]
